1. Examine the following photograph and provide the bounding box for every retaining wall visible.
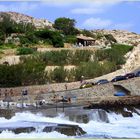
[0,77,140,103]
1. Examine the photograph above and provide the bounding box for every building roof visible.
[77,34,95,41]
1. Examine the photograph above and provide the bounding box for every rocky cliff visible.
[1,12,140,47]
[0,11,53,29]
[123,44,140,71]
[92,29,140,47]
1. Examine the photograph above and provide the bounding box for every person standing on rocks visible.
[9,89,14,96]
[65,84,68,90]
[4,89,8,97]
[67,97,71,103]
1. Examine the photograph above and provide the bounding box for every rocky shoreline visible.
[85,96,140,108]
[83,96,140,117]
[1,96,140,118]
[0,121,86,136]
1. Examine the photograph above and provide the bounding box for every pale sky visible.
[0,0,140,33]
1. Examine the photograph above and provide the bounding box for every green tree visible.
[34,29,64,47]
[54,17,78,35]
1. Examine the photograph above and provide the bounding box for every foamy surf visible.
[0,109,140,138]
[79,111,140,138]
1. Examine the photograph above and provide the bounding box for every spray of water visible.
[0,109,140,138]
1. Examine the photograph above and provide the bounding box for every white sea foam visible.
[79,111,140,138]
[0,111,77,125]
[0,110,140,138]
[0,112,76,138]
[0,130,68,138]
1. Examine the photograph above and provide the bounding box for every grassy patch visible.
[0,44,17,50]
[17,47,35,55]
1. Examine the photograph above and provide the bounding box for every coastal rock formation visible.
[83,96,140,117]
[0,11,53,29]
[0,120,86,136]
[92,29,140,46]
[123,44,140,71]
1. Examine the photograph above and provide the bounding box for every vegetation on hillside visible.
[95,44,133,67]
[0,13,135,87]
[0,44,133,87]
[0,14,35,43]
[0,16,80,48]
[17,47,35,55]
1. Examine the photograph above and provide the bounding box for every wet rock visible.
[0,127,35,134]
[98,110,109,123]
[0,109,15,119]
[12,127,35,134]
[84,96,140,110]
[43,124,86,136]
[122,111,133,117]
[83,96,140,117]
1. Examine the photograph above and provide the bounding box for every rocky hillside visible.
[88,44,140,82]
[0,11,53,29]
[123,44,140,71]
[92,29,140,47]
[1,12,140,47]
[0,11,140,76]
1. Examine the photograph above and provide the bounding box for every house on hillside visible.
[76,34,95,47]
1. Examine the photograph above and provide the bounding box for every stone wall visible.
[0,77,140,104]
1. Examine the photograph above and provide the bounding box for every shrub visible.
[64,35,77,44]
[111,44,134,55]
[17,47,35,55]
[95,33,104,39]
[81,29,96,38]
[51,32,64,48]
[34,29,64,48]
[72,50,93,65]
[0,44,17,50]
[0,58,46,87]
[49,67,67,83]
[0,64,23,87]
[104,34,117,43]
[21,59,46,86]
[42,50,68,65]
[74,62,102,81]
[41,49,94,66]
[95,44,133,66]
[100,61,117,74]
[19,33,38,47]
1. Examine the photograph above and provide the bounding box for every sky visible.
[0,0,140,33]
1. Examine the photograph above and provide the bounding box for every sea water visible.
[0,109,140,138]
